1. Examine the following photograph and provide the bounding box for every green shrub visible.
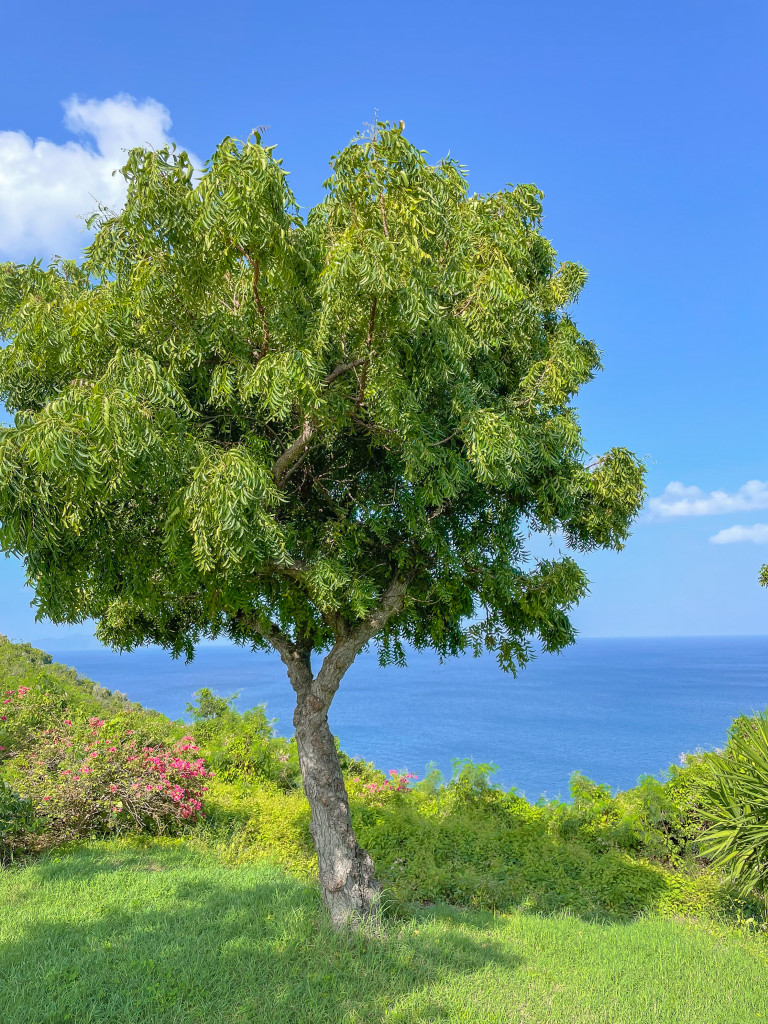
[640,758,711,861]
[698,710,768,898]
[0,779,36,863]
[3,632,762,924]
[447,758,499,798]
[1,636,170,764]
[198,780,316,877]
[543,761,713,869]
[185,688,382,792]
[186,688,301,790]
[0,635,130,720]
[554,772,644,855]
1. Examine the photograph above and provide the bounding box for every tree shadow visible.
[0,845,523,1024]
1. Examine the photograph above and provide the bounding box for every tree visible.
[0,125,645,926]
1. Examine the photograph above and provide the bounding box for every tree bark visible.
[293,688,380,928]
[264,576,408,928]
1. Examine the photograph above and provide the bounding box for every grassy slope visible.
[1,841,766,1024]
[2,634,767,1020]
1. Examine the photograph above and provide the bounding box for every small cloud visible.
[0,95,193,263]
[648,480,768,518]
[710,524,768,545]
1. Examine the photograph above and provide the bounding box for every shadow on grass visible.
[0,845,523,1024]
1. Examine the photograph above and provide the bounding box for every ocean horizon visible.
[44,635,768,800]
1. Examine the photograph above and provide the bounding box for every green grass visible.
[1,841,766,1024]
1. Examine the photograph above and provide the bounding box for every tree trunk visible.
[293,690,380,928]
[263,575,408,928]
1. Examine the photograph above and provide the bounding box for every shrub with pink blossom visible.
[5,711,210,848]
[350,769,418,800]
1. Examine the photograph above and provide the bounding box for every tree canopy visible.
[0,125,644,671]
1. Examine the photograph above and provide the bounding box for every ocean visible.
[49,636,768,800]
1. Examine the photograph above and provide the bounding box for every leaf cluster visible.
[698,711,768,897]
[0,125,645,667]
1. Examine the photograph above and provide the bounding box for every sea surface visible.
[49,637,768,800]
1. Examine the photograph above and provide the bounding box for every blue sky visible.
[1,0,766,647]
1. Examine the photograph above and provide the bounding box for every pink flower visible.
[109,784,118,792]
[63,719,72,726]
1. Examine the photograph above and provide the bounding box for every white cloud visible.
[0,95,189,263]
[648,480,768,518]
[710,524,768,545]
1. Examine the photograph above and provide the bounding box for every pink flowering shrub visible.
[355,769,418,798]
[8,717,210,847]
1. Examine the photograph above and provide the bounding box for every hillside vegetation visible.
[1,633,767,1022]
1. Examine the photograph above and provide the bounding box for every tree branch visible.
[233,608,311,691]
[256,560,350,640]
[351,415,397,439]
[272,302,379,489]
[323,357,370,387]
[273,418,315,488]
[313,575,408,703]
[232,608,293,657]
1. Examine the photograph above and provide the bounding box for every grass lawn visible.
[1,841,766,1024]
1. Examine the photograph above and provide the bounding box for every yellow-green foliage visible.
[2,633,763,924]
[192,766,758,924]
[349,778,743,921]
[200,779,316,878]
[0,633,176,755]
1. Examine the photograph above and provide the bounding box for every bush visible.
[7,718,209,847]
[554,772,645,855]
[350,762,671,917]
[0,779,36,863]
[2,632,762,923]
[699,710,768,898]
[185,688,301,790]
[0,646,212,854]
[194,779,316,877]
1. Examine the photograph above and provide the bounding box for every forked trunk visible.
[293,691,380,928]
[268,576,408,928]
